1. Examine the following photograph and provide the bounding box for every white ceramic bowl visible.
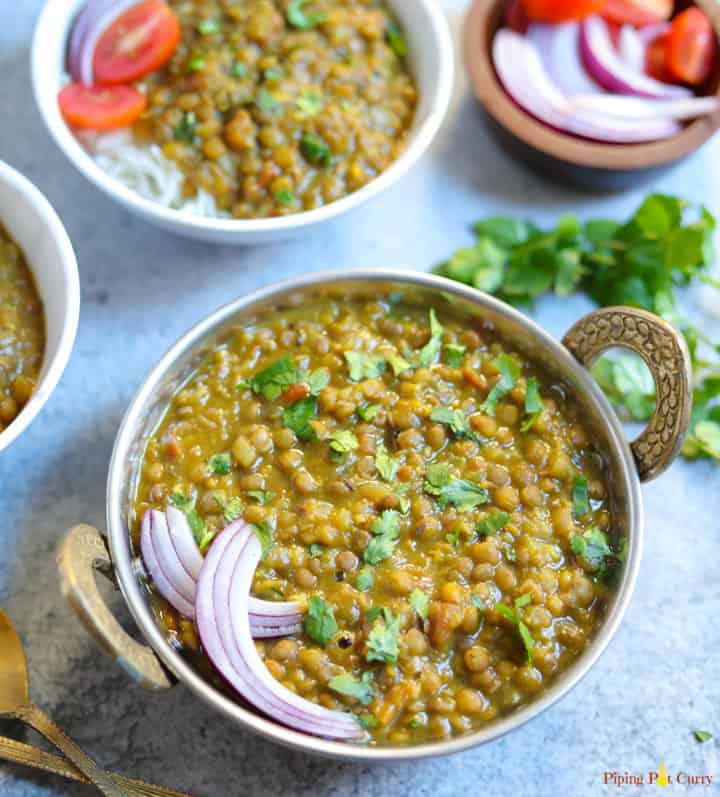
[31,0,454,245]
[0,161,80,453]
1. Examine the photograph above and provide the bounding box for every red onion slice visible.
[618,25,646,73]
[570,94,720,120]
[580,16,691,99]
[493,30,681,143]
[196,521,365,740]
[68,0,143,85]
[526,23,603,96]
[140,510,196,618]
[140,508,303,636]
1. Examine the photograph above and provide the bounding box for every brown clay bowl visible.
[464,0,720,190]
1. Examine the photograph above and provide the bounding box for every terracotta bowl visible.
[464,0,720,190]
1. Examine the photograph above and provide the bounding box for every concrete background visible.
[1,1,718,795]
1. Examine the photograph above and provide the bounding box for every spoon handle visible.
[19,702,130,797]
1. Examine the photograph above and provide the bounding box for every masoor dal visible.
[133,293,623,745]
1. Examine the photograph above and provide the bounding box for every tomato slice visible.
[59,83,147,131]
[667,8,716,86]
[645,32,675,83]
[521,0,605,23]
[602,0,672,28]
[93,0,180,85]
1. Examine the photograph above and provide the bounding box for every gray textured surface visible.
[1,2,719,795]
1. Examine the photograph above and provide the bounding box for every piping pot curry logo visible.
[603,762,714,788]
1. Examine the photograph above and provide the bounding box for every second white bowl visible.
[31,0,454,245]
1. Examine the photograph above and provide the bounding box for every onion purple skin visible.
[195,520,366,741]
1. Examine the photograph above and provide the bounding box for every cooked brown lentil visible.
[133,293,623,745]
[133,0,417,218]
[0,225,44,433]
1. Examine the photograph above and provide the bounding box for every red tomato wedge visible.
[522,0,605,23]
[602,0,672,28]
[58,83,147,131]
[667,8,716,86]
[645,32,675,83]
[93,0,180,85]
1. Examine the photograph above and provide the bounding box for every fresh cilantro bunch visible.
[436,195,720,464]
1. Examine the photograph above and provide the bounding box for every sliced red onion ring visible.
[526,23,603,96]
[580,16,690,99]
[140,508,303,637]
[618,25,646,73]
[196,521,365,740]
[570,94,720,121]
[493,30,681,143]
[68,0,142,85]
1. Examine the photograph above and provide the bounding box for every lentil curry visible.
[133,291,625,745]
[0,225,44,434]
[134,0,417,218]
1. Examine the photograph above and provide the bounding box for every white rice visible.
[79,129,228,218]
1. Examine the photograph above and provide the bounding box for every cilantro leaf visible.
[521,377,544,431]
[364,510,401,565]
[366,608,401,664]
[275,189,295,208]
[444,344,466,367]
[247,356,299,400]
[344,351,386,382]
[358,403,381,421]
[495,602,533,664]
[375,444,399,482]
[328,671,375,705]
[257,88,281,114]
[693,730,713,744]
[417,309,444,367]
[430,406,481,442]
[300,133,331,166]
[358,713,378,729]
[213,494,243,523]
[309,543,323,558]
[329,430,359,455]
[174,111,197,143]
[571,527,612,571]
[572,475,590,517]
[283,397,318,441]
[481,354,520,415]
[424,465,489,511]
[387,353,411,377]
[409,589,430,620]
[304,596,337,645]
[198,18,220,34]
[296,91,323,116]
[445,529,461,546]
[355,568,374,591]
[247,490,275,506]
[250,521,273,559]
[477,512,510,538]
[169,493,208,546]
[208,452,232,475]
[424,462,451,494]
[386,21,407,58]
[287,0,326,29]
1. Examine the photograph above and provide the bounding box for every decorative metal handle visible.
[563,307,692,482]
[57,525,172,691]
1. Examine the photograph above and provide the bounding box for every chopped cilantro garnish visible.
[283,396,318,441]
[287,0,326,29]
[329,430,359,455]
[231,62,249,78]
[358,403,382,422]
[300,133,331,166]
[444,344,466,367]
[306,368,330,395]
[394,483,411,513]
[366,608,401,665]
[355,568,373,591]
[495,602,533,664]
[409,589,430,620]
[358,713,378,729]
[365,606,383,624]
[304,596,337,645]
[430,406,481,443]
[387,353,411,377]
[187,55,205,72]
[693,730,713,744]
[275,189,295,208]
[364,510,401,565]
[257,88,281,113]
[572,475,590,517]
[169,493,207,546]
[208,452,232,476]
[514,593,532,609]
[213,494,243,523]
[328,671,375,705]
[296,91,323,116]
[174,111,197,143]
[246,490,275,506]
[521,377,544,431]
[386,20,407,58]
[344,351,386,381]
[264,67,283,81]
[481,354,520,415]
[375,444,399,482]
[246,356,298,400]
[424,464,489,511]
[309,543,324,558]
[571,527,612,572]
[249,521,273,558]
[198,18,220,34]
[477,512,510,537]
[445,529,461,546]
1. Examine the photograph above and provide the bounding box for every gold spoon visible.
[0,609,129,797]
